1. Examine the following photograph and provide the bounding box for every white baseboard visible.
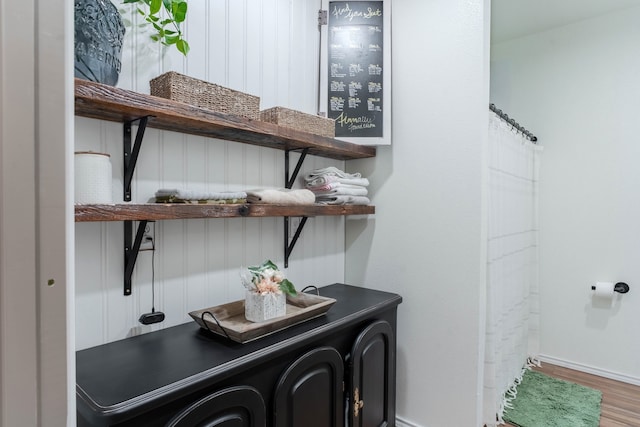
[396,416,423,427]
[539,354,640,386]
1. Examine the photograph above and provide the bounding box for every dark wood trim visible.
[75,78,376,161]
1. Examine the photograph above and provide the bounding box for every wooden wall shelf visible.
[74,78,376,288]
[75,78,376,161]
[75,203,375,222]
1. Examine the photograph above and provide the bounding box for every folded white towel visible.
[246,188,316,205]
[305,175,370,188]
[306,182,369,193]
[312,185,368,197]
[315,195,371,205]
[303,166,362,183]
[155,189,247,201]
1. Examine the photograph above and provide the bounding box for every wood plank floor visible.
[504,363,640,427]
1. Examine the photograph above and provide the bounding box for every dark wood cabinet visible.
[349,320,396,427]
[273,347,344,427]
[166,386,266,427]
[76,284,401,427]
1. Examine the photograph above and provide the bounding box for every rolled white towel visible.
[311,185,368,197]
[305,175,370,188]
[246,188,316,205]
[315,195,371,205]
[155,189,247,201]
[306,181,370,193]
[303,166,362,183]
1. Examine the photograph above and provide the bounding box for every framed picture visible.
[319,0,392,145]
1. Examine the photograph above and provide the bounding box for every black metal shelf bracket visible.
[123,115,151,295]
[285,148,309,189]
[284,217,309,268]
[283,148,310,268]
[124,220,148,296]
[123,116,150,202]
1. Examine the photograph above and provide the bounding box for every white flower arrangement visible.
[241,260,297,297]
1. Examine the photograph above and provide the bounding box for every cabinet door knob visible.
[353,387,365,418]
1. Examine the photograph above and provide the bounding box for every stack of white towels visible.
[303,166,370,205]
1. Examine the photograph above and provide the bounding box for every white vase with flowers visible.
[241,260,297,322]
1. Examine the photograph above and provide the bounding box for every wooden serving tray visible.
[189,292,337,343]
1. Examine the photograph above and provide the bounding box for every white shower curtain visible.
[483,111,542,426]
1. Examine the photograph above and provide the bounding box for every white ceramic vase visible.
[244,290,286,322]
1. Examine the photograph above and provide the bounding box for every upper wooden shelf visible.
[75,203,375,222]
[74,78,376,161]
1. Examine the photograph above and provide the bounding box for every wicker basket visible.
[260,107,335,138]
[149,71,260,120]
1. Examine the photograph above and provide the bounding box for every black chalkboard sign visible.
[327,1,384,138]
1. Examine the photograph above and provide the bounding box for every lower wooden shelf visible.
[74,203,375,222]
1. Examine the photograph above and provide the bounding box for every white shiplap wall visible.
[75,0,348,350]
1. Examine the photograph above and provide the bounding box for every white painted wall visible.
[1,0,73,425]
[0,0,496,426]
[0,2,39,424]
[2,0,495,425]
[346,0,490,426]
[491,7,640,382]
[75,0,349,349]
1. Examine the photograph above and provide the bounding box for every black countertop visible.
[76,283,402,422]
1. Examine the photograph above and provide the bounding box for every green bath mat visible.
[503,370,602,427]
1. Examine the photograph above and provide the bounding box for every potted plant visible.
[74,0,189,86]
[241,260,297,322]
[123,0,190,55]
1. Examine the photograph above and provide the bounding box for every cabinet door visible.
[166,385,266,427]
[348,320,396,427]
[273,346,344,427]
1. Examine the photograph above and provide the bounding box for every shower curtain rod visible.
[489,103,538,143]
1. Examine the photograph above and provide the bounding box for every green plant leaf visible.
[279,279,297,296]
[164,34,179,45]
[173,2,187,23]
[126,0,190,56]
[150,0,162,15]
[260,260,279,270]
